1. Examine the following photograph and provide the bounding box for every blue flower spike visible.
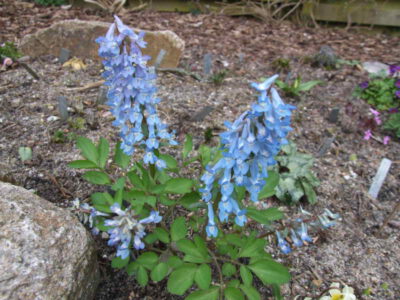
[96,16,176,169]
[200,75,296,237]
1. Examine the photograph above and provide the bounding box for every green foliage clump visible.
[353,76,398,111]
[210,70,228,85]
[275,142,319,204]
[275,76,322,98]
[272,58,291,73]
[69,136,290,299]
[383,113,400,138]
[0,42,22,60]
[34,0,68,6]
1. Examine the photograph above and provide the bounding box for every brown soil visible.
[1,1,399,299]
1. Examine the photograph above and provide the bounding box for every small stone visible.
[47,115,60,122]
[190,106,214,122]
[316,136,335,157]
[312,45,338,68]
[362,61,390,76]
[59,48,71,64]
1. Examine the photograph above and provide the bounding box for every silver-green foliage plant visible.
[69,16,296,299]
[275,142,319,204]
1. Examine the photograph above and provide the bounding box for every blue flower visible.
[276,231,291,254]
[103,203,162,258]
[297,223,313,243]
[290,229,303,247]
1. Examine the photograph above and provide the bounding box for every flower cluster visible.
[105,203,162,259]
[200,75,296,237]
[96,16,176,169]
[275,207,341,254]
[363,108,391,144]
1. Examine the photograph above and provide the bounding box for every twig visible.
[67,80,105,92]
[19,62,40,80]
[378,200,400,234]
[208,248,224,300]
[158,68,202,81]
[45,172,74,197]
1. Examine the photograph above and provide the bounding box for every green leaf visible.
[225,234,243,247]
[76,136,98,164]
[154,228,170,243]
[18,146,32,161]
[248,259,290,285]
[238,239,266,258]
[227,280,240,288]
[144,195,156,207]
[198,145,211,167]
[222,263,236,277]
[137,252,158,270]
[246,207,283,225]
[144,233,158,244]
[177,239,211,263]
[97,137,109,169]
[272,284,283,300]
[180,192,203,210]
[298,80,323,92]
[239,285,261,300]
[150,262,169,282]
[224,287,245,300]
[182,134,193,159]
[126,261,139,275]
[171,217,187,241]
[165,178,193,194]
[301,179,317,204]
[114,141,130,168]
[185,286,219,300]
[258,170,279,199]
[167,256,183,269]
[158,154,178,170]
[194,264,211,290]
[111,256,129,269]
[68,160,98,169]
[91,192,114,213]
[137,266,148,287]
[111,177,126,191]
[167,264,197,295]
[239,266,253,286]
[127,171,145,190]
[82,171,110,185]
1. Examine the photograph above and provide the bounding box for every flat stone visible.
[0,182,99,300]
[19,20,185,68]
[362,61,390,76]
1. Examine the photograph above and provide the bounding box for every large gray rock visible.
[19,19,185,68]
[0,182,99,300]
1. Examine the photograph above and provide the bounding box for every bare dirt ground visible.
[1,1,399,299]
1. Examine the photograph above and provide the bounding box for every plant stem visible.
[208,248,224,300]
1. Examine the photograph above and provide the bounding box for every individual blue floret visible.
[276,231,292,254]
[297,222,313,243]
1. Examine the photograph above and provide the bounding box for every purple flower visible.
[383,136,390,145]
[388,108,399,114]
[389,65,400,76]
[359,81,369,89]
[395,80,400,89]
[363,129,372,140]
[395,90,400,99]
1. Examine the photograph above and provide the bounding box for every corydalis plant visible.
[201,75,296,237]
[96,16,176,169]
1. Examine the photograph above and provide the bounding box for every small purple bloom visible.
[383,136,390,145]
[395,90,400,99]
[389,65,400,76]
[363,129,372,140]
[395,80,400,89]
[359,81,369,89]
